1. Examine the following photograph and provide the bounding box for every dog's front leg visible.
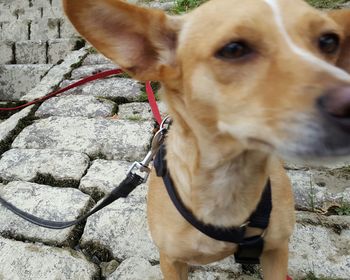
[260,241,289,280]
[160,252,189,280]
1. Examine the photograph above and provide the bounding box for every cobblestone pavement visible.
[1,2,350,280]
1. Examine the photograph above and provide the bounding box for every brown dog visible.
[63,0,350,279]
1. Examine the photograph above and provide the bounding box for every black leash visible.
[0,119,170,230]
[0,173,144,229]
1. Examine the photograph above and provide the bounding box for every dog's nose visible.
[317,86,350,130]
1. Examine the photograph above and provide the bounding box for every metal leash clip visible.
[127,116,171,182]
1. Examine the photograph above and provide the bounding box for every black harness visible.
[0,120,272,264]
[154,144,272,264]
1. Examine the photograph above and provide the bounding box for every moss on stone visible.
[32,173,80,189]
[0,101,27,120]
[0,105,38,156]
[80,240,113,263]
[73,38,86,51]
[306,0,348,9]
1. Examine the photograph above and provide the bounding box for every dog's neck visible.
[165,120,271,228]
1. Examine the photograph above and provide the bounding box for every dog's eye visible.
[319,33,340,54]
[216,42,252,60]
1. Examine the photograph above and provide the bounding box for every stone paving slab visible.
[80,190,158,262]
[80,159,148,199]
[109,259,251,280]
[285,158,350,170]
[288,169,350,211]
[71,64,119,80]
[0,41,14,64]
[143,0,175,10]
[30,18,60,41]
[60,18,79,38]
[0,65,53,100]
[341,2,350,8]
[0,106,33,143]
[12,117,153,161]
[35,95,116,118]
[21,48,88,101]
[118,102,167,121]
[0,21,29,41]
[0,181,93,246]
[189,270,254,280]
[0,236,98,280]
[15,40,47,64]
[296,210,350,228]
[47,38,81,64]
[82,53,114,65]
[289,216,350,278]
[59,78,142,102]
[108,258,248,280]
[0,149,89,183]
[107,257,162,280]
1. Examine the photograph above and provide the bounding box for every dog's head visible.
[64,0,350,163]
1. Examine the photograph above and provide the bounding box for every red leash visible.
[146,81,162,125]
[0,69,162,125]
[0,69,122,112]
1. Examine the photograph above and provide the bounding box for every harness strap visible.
[234,235,264,264]
[154,144,272,264]
[249,180,272,229]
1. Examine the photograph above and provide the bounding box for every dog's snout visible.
[318,86,350,129]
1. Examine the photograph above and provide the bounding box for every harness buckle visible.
[127,116,172,182]
[127,161,151,182]
[234,235,264,265]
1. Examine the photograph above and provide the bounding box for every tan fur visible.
[328,9,350,73]
[63,0,350,279]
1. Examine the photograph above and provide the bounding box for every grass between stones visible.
[307,177,317,212]
[241,264,261,277]
[0,224,82,249]
[0,105,38,156]
[73,38,86,51]
[171,0,207,13]
[81,187,106,203]
[126,115,143,121]
[87,47,98,54]
[0,101,28,120]
[333,202,350,215]
[305,0,348,9]
[297,213,349,235]
[327,166,350,180]
[303,271,343,280]
[170,0,348,14]
[32,173,81,189]
[138,82,160,102]
[67,198,96,248]
[80,240,114,264]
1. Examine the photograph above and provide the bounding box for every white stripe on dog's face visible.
[263,0,350,82]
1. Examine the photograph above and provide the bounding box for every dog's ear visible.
[328,9,350,73]
[63,0,182,81]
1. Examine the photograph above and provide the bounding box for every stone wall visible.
[0,0,174,101]
[0,0,82,65]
